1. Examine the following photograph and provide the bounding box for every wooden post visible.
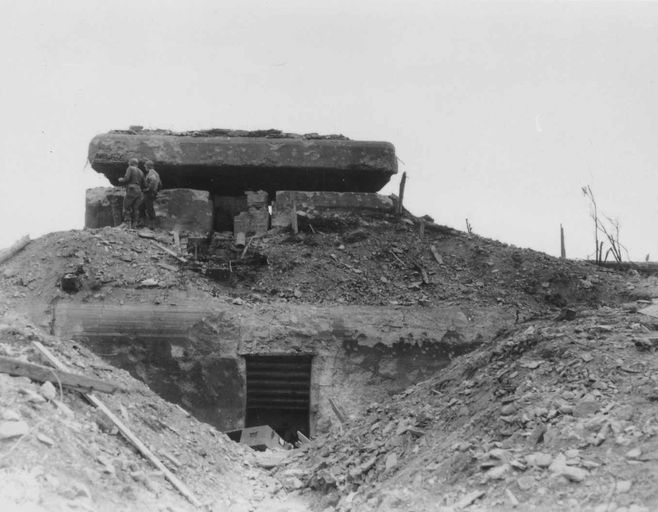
[397,172,407,215]
[291,197,299,234]
[560,224,566,259]
[419,219,425,239]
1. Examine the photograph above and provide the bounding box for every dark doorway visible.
[244,355,312,444]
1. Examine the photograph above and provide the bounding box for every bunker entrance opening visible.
[244,355,312,445]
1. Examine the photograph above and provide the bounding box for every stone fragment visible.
[527,423,547,446]
[517,475,535,491]
[385,452,398,472]
[500,403,517,416]
[616,480,632,493]
[1,409,21,421]
[625,448,641,459]
[505,488,520,507]
[0,420,29,439]
[485,463,510,480]
[454,490,485,509]
[573,400,600,418]
[37,433,55,446]
[526,452,553,468]
[559,466,588,483]
[40,381,57,401]
[139,279,159,288]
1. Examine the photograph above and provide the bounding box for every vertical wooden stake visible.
[419,219,425,239]
[397,172,407,215]
[291,197,299,234]
[560,224,566,259]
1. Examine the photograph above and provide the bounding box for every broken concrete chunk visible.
[40,381,57,401]
[560,465,588,483]
[0,420,29,439]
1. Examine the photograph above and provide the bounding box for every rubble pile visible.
[273,305,658,511]
[0,312,284,512]
[1,214,636,315]
[1,206,656,511]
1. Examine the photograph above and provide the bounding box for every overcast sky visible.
[1,0,657,260]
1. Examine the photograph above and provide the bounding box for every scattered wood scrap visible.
[0,356,120,394]
[32,341,202,508]
[151,241,187,263]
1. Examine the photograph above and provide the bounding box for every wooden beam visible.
[151,241,187,263]
[0,356,120,394]
[328,397,347,425]
[32,342,202,508]
[397,172,407,215]
[0,235,30,265]
[429,244,443,265]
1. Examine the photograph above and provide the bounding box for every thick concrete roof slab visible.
[88,131,397,195]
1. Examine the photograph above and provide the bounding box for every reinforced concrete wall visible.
[271,191,395,229]
[52,300,515,435]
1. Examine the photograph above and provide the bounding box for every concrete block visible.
[154,189,213,233]
[85,187,213,233]
[233,207,269,236]
[271,190,395,228]
[246,190,268,208]
[85,187,125,228]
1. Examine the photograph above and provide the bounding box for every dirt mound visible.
[0,214,638,319]
[274,304,658,511]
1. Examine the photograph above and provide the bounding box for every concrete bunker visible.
[52,301,514,442]
[85,128,399,238]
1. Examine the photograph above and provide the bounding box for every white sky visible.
[1,0,657,260]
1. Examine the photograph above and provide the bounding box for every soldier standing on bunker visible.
[118,157,145,228]
[142,160,162,228]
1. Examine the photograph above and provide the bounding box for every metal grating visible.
[244,355,312,442]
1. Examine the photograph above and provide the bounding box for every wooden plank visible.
[173,231,181,253]
[328,397,347,425]
[0,356,119,394]
[429,244,443,264]
[0,235,30,265]
[397,172,407,215]
[32,341,202,508]
[291,199,299,234]
[151,241,187,263]
[297,431,311,445]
